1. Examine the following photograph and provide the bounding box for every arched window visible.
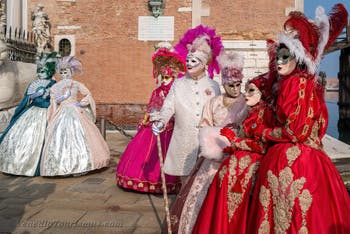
[58,38,71,56]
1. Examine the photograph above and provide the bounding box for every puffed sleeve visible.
[262,75,322,143]
[199,97,215,127]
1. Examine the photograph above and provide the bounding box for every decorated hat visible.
[37,51,59,78]
[278,3,348,74]
[56,56,83,75]
[174,24,224,78]
[217,50,244,84]
[152,47,186,79]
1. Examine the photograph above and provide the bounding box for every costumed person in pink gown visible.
[248,4,350,233]
[165,50,248,234]
[116,47,186,193]
[40,56,110,176]
[193,68,277,234]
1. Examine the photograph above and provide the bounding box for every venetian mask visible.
[160,66,174,86]
[244,83,262,106]
[276,47,297,76]
[284,25,299,39]
[37,66,50,79]
[186,53,205,78]
[223,81,241,98]
[58,67,73,80]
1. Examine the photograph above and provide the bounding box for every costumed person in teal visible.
[40,56,110,176]
[0,52,58,176]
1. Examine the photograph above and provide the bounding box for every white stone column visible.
[6,0,21,29]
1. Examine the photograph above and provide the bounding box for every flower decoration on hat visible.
[278,3,348,74]
[152,47,187,80]
[174,24,224,78]
[217,50,244,84]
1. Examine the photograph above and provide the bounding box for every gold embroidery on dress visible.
[219,165,227,187]
[239,155,251,174]
[286,146,301,166]
[258,186,271,234]
[266,167,311,233]
[270,128,282,138]
[227,156,258,221]
[301,125,309,136]
[299,190,312,233]
[235,141,251,151]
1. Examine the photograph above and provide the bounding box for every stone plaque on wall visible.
[138,16,174,41]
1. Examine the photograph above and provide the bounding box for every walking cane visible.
[156,134,172,234]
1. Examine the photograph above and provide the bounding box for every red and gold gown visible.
[248,69,350,233]
[193,101,275,234]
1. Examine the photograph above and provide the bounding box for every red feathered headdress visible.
[279,3,348,74]
[174,25,224,78]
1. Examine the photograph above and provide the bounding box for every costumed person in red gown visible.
[165,50,248,234]
[116,46,186,193]
[192,68,277,234]
[248,4,350,233]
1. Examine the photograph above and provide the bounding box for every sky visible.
[303,1,350,78]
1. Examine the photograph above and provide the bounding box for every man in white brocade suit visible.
[152,25,223,180]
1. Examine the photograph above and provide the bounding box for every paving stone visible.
[0,205,26,219]
[136,212,164,229]
[133,227,161,234]
[0,217,23,233]
[28,208,86,224]
[68,177,112,193]
[78,210,140,228]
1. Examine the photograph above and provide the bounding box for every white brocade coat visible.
[159,74,221,176]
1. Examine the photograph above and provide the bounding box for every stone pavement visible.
[0,130,174,234]
[0,130,350,234]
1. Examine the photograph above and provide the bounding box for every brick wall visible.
[27,0,295,125]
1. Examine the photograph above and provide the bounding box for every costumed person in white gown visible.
[0,52,58,176]
[166,50,248,234]
[151,25,223,183]
[40,56,110,176]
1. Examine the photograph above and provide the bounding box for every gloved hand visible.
[152,121,165,136]
[149,109,160,122]
[220,127,236,142]
[28,88,45,100]
[55,89,71,104]
[74,102,83,107]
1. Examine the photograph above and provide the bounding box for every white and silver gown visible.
[40,79,110,176]
[0,79,55,176]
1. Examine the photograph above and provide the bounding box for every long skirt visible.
[116,125,180,193]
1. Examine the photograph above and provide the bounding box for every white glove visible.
[55,89,71,104]
[149,110,161,122]
[152,121,165,136]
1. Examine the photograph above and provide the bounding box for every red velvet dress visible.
[116,81,180,193]
[248,69,350,233]
[193,102,275,234]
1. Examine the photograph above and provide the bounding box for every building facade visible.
[15,0,303,125]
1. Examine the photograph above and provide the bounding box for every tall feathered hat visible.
[152,47,186,79]
[278,3,348,74]
[174,25,224,78]
[217,50,244,84]
[37,51,58,78]
[56,56,83,75]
